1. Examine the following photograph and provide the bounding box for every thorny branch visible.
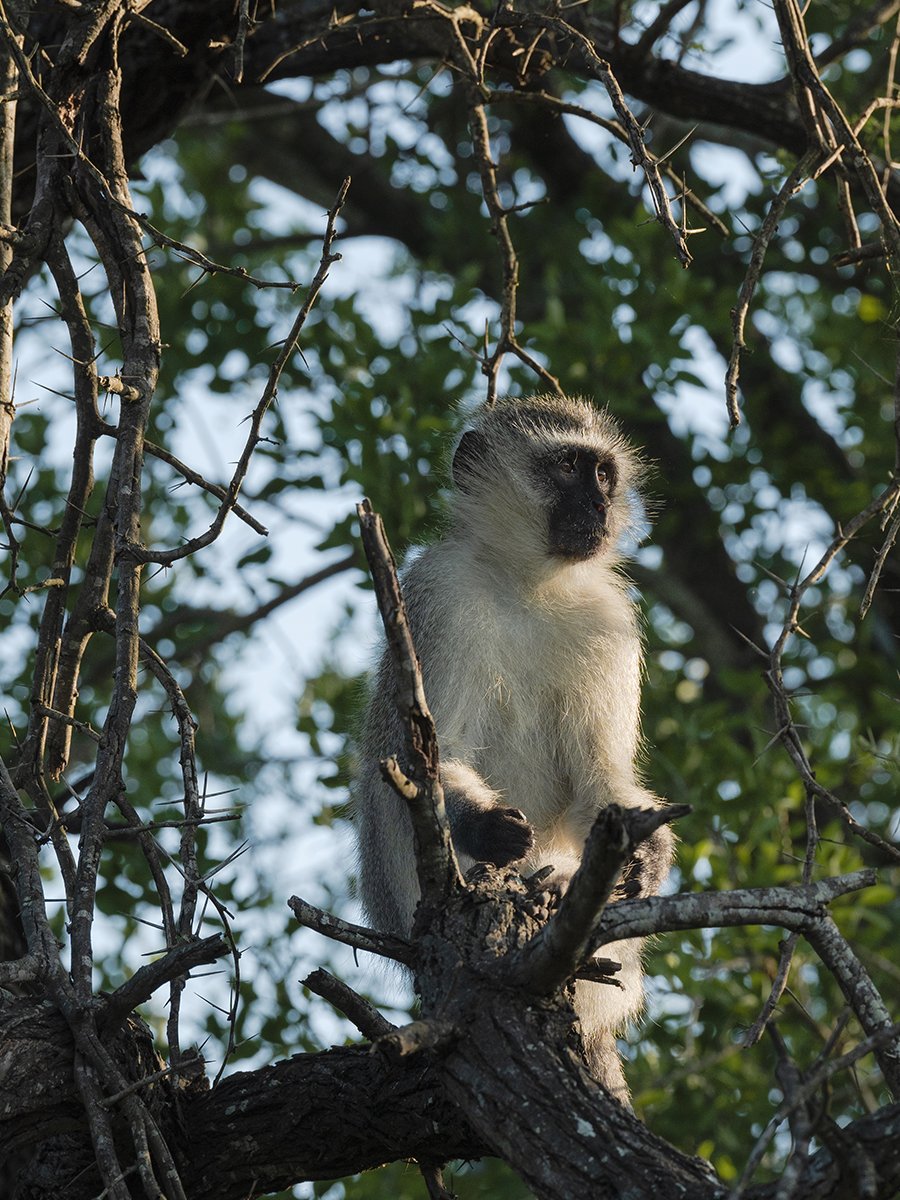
[466,91,562,404]
[759,476,900,874]
[127,177,351,567]
[102,933,230,1036]
[485,86,729,237]
[725,150,816,429]
[0,11,354,1195]
[716,0,900,1072]
[727,0,900,424]
[0,5,18,594]
[411,0,703,403]
[0,9,195,1195]
[745,472,900,1047]
[733,1019,900,1197]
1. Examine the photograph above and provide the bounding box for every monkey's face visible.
[451,397,640,572]
[540,445,617,560]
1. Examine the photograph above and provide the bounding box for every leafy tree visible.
[1,1,899,1198]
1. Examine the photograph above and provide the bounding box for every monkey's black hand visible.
[463,806,534,867]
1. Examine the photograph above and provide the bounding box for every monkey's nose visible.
[593,500,606,515]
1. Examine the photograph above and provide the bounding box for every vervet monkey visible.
[355,393,674,1100]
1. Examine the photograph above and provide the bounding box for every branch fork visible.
[507,803,690,995]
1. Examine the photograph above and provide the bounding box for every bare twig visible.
[495,9,697,266]
[731,1020,900,1197]
[303,968,395,1040]
[125,9,189,58]
[466,92,562,403]
[91,619,181,1002]
[806,916,900,1095]
[742,931,801,1048]
[140,435,268,535]
[725,150,815,427]
[147,551,358,659]
[289,894,415,965]
[0,5,18,596]
[593,871,875,944]
[68,14,164,1018]
[233,0,251,83]
[102,934,230,1035]
[484,87,728,235]
[860,508,900,618]
[764,475,900,864]
[126,178,350,566]
[73,1056,133,1200]
[376,1017,456,1061]
[775,0,900,279]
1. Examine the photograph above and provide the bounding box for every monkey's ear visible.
[452,430,486,490]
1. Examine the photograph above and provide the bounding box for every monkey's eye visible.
[558,452,578,474]
[596,464,609,486]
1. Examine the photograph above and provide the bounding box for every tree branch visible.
[126,178,350,567]
[355,499,461,914]
[303,968,394,1040]
[101,934,230,1037]
[289,894,414,965]
[508,804,689,994]
[181,1043,485,1200]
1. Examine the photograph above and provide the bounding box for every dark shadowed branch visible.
[289,894,414,965]
[303,967,395,1040]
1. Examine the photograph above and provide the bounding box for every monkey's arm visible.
[357,641,533,940]
[394,556,535,870]
[441,760,534,868]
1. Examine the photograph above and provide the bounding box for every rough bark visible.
[0,1001,180,1200]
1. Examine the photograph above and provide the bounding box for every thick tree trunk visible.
[0,1001,177,1199]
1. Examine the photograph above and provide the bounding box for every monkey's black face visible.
[541,445,617,560]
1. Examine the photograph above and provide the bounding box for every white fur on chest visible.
[421,550,643,830]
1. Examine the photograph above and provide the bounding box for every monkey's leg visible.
[582,1027,632,1107]
[615,821,676,900]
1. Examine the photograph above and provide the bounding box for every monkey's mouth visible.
[547,515,609,560]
